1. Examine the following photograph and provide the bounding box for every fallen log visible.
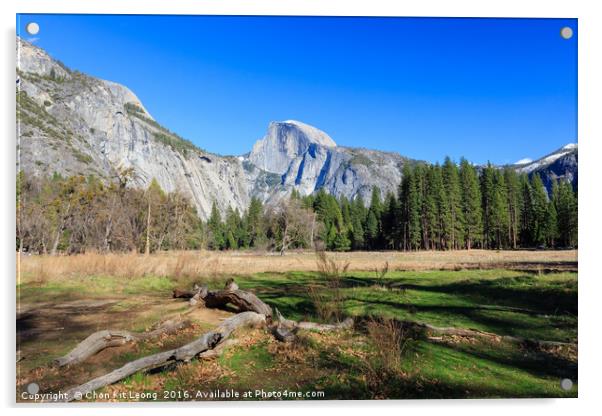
[55,318,191,367]
[407,320,576,347]
[58,312,266,402]
[204,289,272,317]
[271,308,354,342]
[174,280,272,317]
[198,338,239,360]
[297,318,354,332]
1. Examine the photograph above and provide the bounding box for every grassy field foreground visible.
[17,250,577,400]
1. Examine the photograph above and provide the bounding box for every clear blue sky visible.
[17,15,577,164]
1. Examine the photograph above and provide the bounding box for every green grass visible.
[17,267,577,400]
[219,341,273,376]
[18,269,576,342]
[396,339,577,398]
[18,274,175,303]
[231,269,577,343]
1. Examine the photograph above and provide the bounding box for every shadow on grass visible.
[395,277,576,315]
[313,335,575,399]
[341,272,577,315]
[316,312,575,397]
[348,296,576,342]
[235,271,576,341]
[444,340,578,382]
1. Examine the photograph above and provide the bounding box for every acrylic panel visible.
[16,14,578,402]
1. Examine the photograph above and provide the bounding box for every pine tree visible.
[531,173,549,246]
[365,210,380,250]
[349,195,367,250]
[369,187,383,217]
[224,207,241,249]
[480,163,496,249]
[381,192,400,249]
[489,170,509,249]
[442,157,465,249]
[245,197,264,248]
[544,200,558,247]
[459,158,482,249]
[226,230,237,250]
[340,196,352,230]
[555,181,577,247]
[398,164,412,250]
[408,165,423,250]
[424,164,449,249]
[207,201,224,250]
[366,187,383,249]
[519,174,534,247]
[504,168,522,249]
[422,165,439,249]
[332,227,351,251]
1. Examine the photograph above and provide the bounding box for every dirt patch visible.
[185,306,235,326]
[16,296,241,399]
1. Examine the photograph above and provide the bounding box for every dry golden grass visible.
[18,249,577,282]
[365,317,408,375]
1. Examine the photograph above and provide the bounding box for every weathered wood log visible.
[173,281,271,317]
[273,308,297,329]
[407,320,576,347]
[204,289,272,317]
[270,308,298,342]
[198,338,239,360]
[55,318,191,367]
[297,318,354,332]
[272,326,298,343]
[58,312,266,402]
[271,308,353,342]
[187,284,208,306]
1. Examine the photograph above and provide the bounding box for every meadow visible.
[17,250,578,401]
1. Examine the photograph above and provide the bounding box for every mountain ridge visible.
[16,38,577,219]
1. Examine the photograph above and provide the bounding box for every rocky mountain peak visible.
[248,120,336,174]
[17,37,71,80]
[277,120,337,148]
[517,143,578,174]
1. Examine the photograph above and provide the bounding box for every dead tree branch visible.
[57,312,266,402]
[174,281,272,317]
[55,318,192,367]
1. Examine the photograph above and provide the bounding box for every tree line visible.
[17,158,577,255]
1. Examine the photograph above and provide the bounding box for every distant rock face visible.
[249,120,337,174]
[17,40,71,80]
[513,144,578,191]
[17,38,251,220]
[248,120,408,202]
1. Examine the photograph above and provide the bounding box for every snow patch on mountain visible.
[518,143,578,173]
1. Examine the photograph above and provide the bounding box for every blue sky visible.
[17,15,577,164]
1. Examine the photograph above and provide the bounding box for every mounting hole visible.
[26,382,40,394]
[26,22,40,35]
[560,378,573,391]
[560,26,573,40]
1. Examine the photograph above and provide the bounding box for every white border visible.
[2,1,600,415]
